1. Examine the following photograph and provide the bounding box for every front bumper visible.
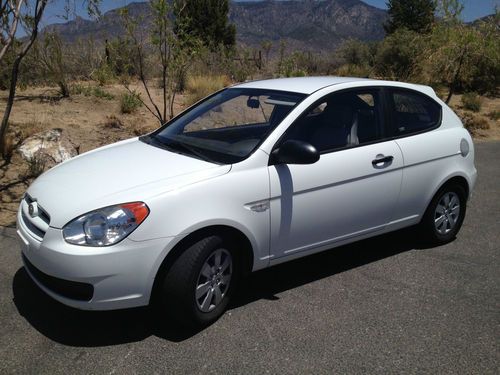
[17,205,177,310]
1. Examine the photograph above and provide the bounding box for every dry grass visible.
[487,110,500,121]
[102,114,124,129]
[461,92,482,113]
[185,75,231,107]
[448,94,500,141]
[461,113,490,135]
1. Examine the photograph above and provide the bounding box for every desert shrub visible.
[120,91,142,114]
[103,115,124,129]
[91,64,116,86]
[339,39,375,67]
[466,16,500,95]
[71,84,89,96]
[461,92,482,112]
[461,113,490,135]
[72,84,114,100]
[66,37,103,79]
[487,110,500,121]
[374,28,425,81]
[92,86,115,100]
[107,38,137,77]
[425,12,500,100]
[277,51,323,77]
[0,44,17,90]
[38,33,70,97]
[335,64,372,78]
[185,75,229,106]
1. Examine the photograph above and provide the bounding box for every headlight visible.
[63,202,149,246]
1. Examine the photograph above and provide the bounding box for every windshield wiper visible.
[168,140,217,164]
[149,135,215,163]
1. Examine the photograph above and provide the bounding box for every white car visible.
[17,77,477,325]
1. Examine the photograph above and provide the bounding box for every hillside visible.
[46,0,387,51]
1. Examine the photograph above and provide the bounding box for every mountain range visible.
[46,0,388,52]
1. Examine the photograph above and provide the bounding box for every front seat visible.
[309,103,356,152]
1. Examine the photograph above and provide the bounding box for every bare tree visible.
[0,0,47,157]
[120,0,201,124]
[0,0,25,61]
[0,0,102,157]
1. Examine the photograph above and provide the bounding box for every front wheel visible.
[420,183,467,245]
[158,235,240,326]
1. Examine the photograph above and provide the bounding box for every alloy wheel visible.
[434,192,461,235]
[195,248,232,312]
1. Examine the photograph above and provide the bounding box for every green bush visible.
[71,84,114,100]
[91,64,116,86]
[461,92,482,112]
[374,28,425,81]
[120,91,142,114]
[92,86,115,100]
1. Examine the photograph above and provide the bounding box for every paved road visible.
[1,142,499,374]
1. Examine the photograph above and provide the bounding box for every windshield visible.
[142,88,306,164]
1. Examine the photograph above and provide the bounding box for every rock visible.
[18,128,78,170]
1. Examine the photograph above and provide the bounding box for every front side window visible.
[279,89,383,153]
[389,89,441,136]
[142,88,305,164]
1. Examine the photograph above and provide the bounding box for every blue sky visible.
[41,0,499,27]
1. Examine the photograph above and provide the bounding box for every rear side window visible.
[389,89,441,136]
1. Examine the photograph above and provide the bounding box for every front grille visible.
[21,211,46,238]
[24,195,50,224]
[20,195,50,240]
[22,254,94,301]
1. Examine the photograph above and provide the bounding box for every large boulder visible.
[18,128,78,170]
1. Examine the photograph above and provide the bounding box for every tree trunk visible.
[58,79,70,98]
[0,0,48,158]
[162,65,167,122]
[445,48,467,105]
[0,54,22,157]
[445,84,454,104]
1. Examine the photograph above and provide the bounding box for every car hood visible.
[27,138,230,228]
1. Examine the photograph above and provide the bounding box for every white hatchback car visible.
[17,77,477,325]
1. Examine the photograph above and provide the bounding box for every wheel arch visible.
[149,224,255,304]
[421,173,470,222]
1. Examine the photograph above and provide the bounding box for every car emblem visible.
[28,202,39,218]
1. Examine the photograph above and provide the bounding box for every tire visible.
[419,182,467,245]
[158,235,240,327]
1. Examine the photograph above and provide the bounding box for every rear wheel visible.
[420,183,467,245]
[159,235,240,326]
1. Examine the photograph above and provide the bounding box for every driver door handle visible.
[372,154,394,166]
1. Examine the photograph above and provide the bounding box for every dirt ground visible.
[0,84,498,227]
[448,94,500,141]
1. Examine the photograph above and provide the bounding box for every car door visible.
[268,88,403,259]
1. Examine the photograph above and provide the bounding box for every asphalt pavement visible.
[0,141,498,374]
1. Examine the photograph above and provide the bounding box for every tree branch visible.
[0,0,25,61]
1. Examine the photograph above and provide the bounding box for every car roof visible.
[234,76,437,98]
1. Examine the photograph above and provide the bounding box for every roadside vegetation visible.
[0,0,499,226]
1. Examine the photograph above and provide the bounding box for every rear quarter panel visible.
[393,125,476,224]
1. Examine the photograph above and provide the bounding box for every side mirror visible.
[271,140,320,165]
